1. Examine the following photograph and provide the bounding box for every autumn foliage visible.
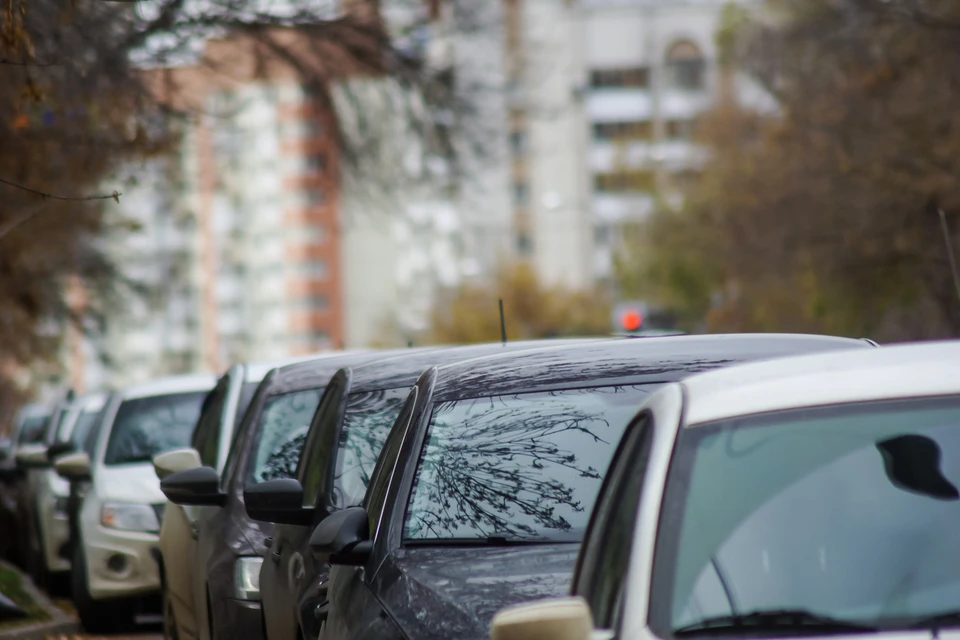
[621,0,960,340]
[424,263,612,344]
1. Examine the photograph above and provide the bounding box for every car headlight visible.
[100,502,160,533]
[234,556,262,600]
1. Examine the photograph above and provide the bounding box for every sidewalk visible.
[0,561,77,640]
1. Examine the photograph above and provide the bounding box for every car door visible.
[319,384,424,640]
[570,405,660,635]
[262,376,345,640]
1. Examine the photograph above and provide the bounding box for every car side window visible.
[191,376,231,468]
[364,388,418,535]
[298,379,344,508]
[574,410,654,629]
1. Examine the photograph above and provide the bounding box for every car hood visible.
[95,463,165,504]
[383,544,578,639]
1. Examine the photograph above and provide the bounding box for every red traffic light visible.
[621,309,643,332]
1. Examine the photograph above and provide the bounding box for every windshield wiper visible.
[906,611,960,632]
[673,609,879,636]
[405,536,565,547]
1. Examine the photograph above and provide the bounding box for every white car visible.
[30,393,110,583]
[55,373,217,633]
[491,340,960,640]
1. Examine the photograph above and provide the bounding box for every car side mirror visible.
[54,451,92,482]
[15,444,50,469]
[309,506,371,566]
[46,441,76,461]
[489,597,594,640]
[243,478,314,525]
[160,466,226,507]
[153,448,202,480]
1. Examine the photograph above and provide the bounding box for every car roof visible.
[241,350,372,383]
[681,339,960,426]
[347,338,610,393]
[261,348,437,395]
[431,333,874,402]
[120,372,218,400]
[74,391,110,413]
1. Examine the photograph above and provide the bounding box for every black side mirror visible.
[160,466,227,507]
[46,441,75,461]
[243,478,314,525]
[309,506,371,566]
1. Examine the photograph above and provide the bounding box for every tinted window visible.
[17,415,49,445]
[650,397,960,636]
[364,388,419,534]
[71,409,105,449]
[103,392,208,465]
[235,382,260,429]
[299,381,344,507]
[192,378,230,468]
[332,388,409,510]
[403,385,655,543]
[248,388,324,484]
[574,412,653,628]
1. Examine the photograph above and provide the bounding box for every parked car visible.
[14,391,76,587]
[22,392,111,590]
[304,333,876,640]
[485,339,960,640]
[152,353,369,640]
[54,373,216,632]
[158,350,408,640]
[10,402,53,450]
[241,338,617,640]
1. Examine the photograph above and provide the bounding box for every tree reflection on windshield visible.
[250,388,322,484]
[403,385,653,542]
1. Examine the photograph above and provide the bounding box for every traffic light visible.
[612,301,648,334]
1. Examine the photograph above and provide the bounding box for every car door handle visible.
[189,523,200,540]
[264,537,273,547]
[271,551,282,565]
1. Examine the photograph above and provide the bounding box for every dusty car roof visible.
[121,372,218,399]
[242,350,372,383]
[431,333,874,402]
[347,338,612,393]
[681,339,960,426]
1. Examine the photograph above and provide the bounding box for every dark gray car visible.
[160,350,420,640]
[308,334,877,640]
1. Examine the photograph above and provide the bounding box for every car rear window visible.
[403,384,657,543]
[104,392,208,465]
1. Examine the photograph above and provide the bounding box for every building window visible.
[666,41,706,91]
[296,260,328,279]
[665,119,695,140]
[595,224,612,246]
[306,154,326,172]
[593,121,652,141]
[305,188,326,205]
[589,67,650,89]
[291,294,329,310]
[510,130,527,154]
[594,170,657,193]
[513,182,529,205]
[516,233,533,255]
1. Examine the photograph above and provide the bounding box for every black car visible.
[237,338,606,640]
[159,349,423,640]
[306,333,877,640]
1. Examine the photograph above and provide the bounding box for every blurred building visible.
[506,0,760,289]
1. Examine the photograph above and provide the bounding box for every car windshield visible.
[330,387,409,510]
[70,409,104,448]
[649,396,960,637]
[403,384,655,543]
[103,392,208,465]
[17,414,50,445]
[248,388,323,484]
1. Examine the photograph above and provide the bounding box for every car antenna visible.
[499,298,507,345]
[939,208,960,304]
